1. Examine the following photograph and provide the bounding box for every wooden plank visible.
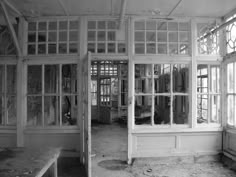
[0,0,22,57]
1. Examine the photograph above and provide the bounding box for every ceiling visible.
[1,0,236,20]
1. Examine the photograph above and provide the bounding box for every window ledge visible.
[131,126,223,134]
[25,126,79,134]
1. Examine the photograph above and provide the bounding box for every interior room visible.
[1,0,236,177]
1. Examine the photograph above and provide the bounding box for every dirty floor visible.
[91,121,236,177]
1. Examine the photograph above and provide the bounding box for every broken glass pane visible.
[62,95,77,125]
[0,65,5,94]
[69,43,78,53]
[154,64,170,93]
[0,96,3,125]
[210,95,220,123]
[7,65,16,94]
[62,64,77,94]
[173,64,189,93]
[135,64,152,94]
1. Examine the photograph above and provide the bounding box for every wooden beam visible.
[3,0,23,17]
[0,0,22,56]
[118,0,127,30]
[57,0,69,16]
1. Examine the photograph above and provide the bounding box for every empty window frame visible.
[134,20,190,55]
[197,22,220,55]
[0,64,17,125]
[27,64,78,126]
[226,13,236,54]
[134,63,189,126]
[227,62,236,127]
[197,64,221,125]
[27,19,79,55]
[87,20,126,54]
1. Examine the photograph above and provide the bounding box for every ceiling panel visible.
[3,0,236,18]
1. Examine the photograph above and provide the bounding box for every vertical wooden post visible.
[190,19,197,128]
[16,17,27,147]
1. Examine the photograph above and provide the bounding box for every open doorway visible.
[90,60,128,175]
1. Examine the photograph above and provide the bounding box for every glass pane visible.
[88,31,96,41]
[135,31,145,42]
[173,64,189,93]
[135,43,145,54]
[227,63,234,93]
[118,43,126,53]
[108,43,116,53]
[0,65,5,94]
[97,43,105,53]
[168,22,178,31]
[157,22,167,30]
[38,44,46,54]
[179,44,189,54]
[108,21,116,29]
[108,31,116,41]
[27,96,42,126]
[88,21,96,29]
[69,21,78,30]
[210,95,220,123]
[154,64,170,93]
[179,22,189,31]
[7,96,16,125]
[98,21,106,29]
[49,21,57,30]
[62,95,77,125]
[197,95,208,124]
[158,44,167,54]
[97,31,106,41]
[38,22,47,31]
[210,65,220,93]
[0,96,3,124]
[227,95,234,125]
[44,96,59,126]
[169,44,178,54]
[48,44,57,54]
[146,43,156,54]
[88,43,95,53]
[157,32,167,42]
[169,32,178,42]
[69,43,78,53]
[28,65,42,94]
[173,96,189,124]
[69,31,78,41]
[197,65,208,93]
[179,32,188,42]
[45,65,59,93]
[135,96,152,125]
[28,44,36,55]
[135,21,145,30]
[135,64,152,94]
[7,65,16,94]
[59,43,67,54]
[48,32,57,42]
[154,96,170,125]
[146,32,156,42]
[28,22,36,31]
[62,64,77,94]
[59,21,68,30]
[38,32,46,42]
[146,21,156,30]
[28,32,36,42]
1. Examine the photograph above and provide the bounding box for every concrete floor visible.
[91,121,236,177]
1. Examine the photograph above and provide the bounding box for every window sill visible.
[132,126,223,134]
[25,126,79,134]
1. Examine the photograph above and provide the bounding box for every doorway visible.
[90,60,128,176]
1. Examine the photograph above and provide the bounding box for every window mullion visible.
[151,64,154,126]
[170,64,173,127]
[234,63,236,126]
[59,64,62,126]
[42,65,45,127]
[207,65,211,124]
[4,65,7,125]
